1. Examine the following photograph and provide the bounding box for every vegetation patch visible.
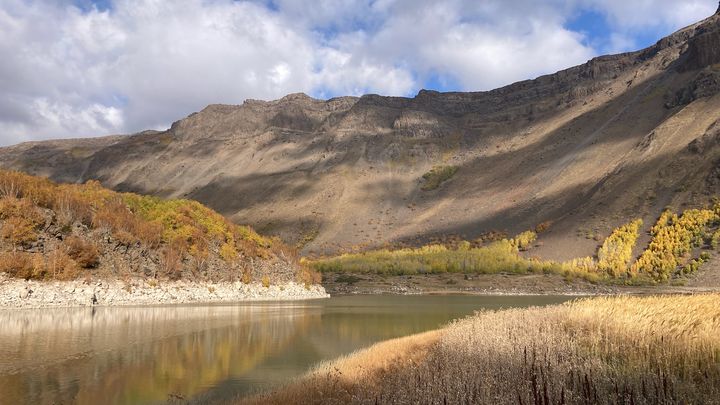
[310,232,590,279]
[0,170,319,284]
[597,219,643,277]
[311,201,720,285]
[631,206,718,282]
[249,294,720,404]
[420,165,458,191]
[511,230,537,251]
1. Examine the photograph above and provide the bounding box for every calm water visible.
[0,295,574,405]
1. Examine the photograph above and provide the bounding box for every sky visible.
[0,0,717,145]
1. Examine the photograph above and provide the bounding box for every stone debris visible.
[0,273,329,308]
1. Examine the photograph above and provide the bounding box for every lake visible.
[0,295,575,405]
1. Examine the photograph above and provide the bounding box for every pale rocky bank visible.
[0,273,328,308]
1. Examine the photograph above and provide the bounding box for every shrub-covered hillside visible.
[0,170,319,284]
[312,202,720,285]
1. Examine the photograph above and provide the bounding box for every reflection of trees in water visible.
[308,312,462,359]
[0,305,320,405]
[0,297,571,404]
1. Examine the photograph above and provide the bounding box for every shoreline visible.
[0,274,329,309]
[4,271,717,309]
[322,272,720,296]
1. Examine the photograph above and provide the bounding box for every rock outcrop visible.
[683,17,720,70]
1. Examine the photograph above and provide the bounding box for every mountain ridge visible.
[2,10,720,266]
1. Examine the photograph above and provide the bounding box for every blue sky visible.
[0,0,716,144]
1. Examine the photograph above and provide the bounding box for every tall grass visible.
[246,294,720,405]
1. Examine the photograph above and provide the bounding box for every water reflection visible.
[0,295,574,405]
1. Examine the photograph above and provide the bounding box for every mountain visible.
[2,10,720,262]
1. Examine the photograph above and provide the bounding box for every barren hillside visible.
[2,10,720,262]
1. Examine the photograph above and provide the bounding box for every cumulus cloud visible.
[343,0,594,90]
[583,0,714,30]
[577,0,716,52]
[0,0,716,145]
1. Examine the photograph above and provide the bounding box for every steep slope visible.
[2,11,720,262]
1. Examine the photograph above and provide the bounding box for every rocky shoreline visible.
[0,273,329,308]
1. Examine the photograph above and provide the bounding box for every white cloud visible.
[347,1,595,91]
[605,33,638,54]
[0,0,716,145]
[583,0,715,30]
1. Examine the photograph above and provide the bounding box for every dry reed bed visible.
[244,294,720,404]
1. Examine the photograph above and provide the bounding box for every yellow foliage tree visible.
[597,219,643,277]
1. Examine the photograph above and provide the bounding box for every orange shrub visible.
[64,236,100,268]
[237,238,262,258]
[0,170,55,206]
[160,244,183,280]
[0,171,23,199]
[0,251,37,279]
[92,199,135,233]
[270,239,299,261]
[54,190,92,226]
[1,216,40,245]
[0,197,44,246]
[46,249,80,280]
[0,197,44,223]
[296,265,321,286]
[113,230,138,246]
[535,221,553,234]
[135,220,163,248]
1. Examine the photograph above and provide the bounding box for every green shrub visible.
[710,230,720,249]
[421,166,458,191]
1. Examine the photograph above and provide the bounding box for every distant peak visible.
[280,92,315,102]
[416,89,441,97]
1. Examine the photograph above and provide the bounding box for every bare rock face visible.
[684,22,720,70]
[3,10,720,262]
[666,68,720,108]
